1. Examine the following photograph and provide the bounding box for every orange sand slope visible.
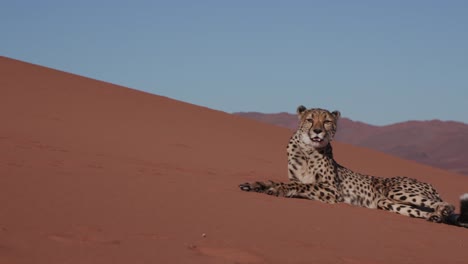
[1,56,467,264]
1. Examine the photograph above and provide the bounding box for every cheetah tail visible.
[457,193,468,226]
[447,193,468,228]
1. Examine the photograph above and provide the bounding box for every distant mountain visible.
[234,112,468,176]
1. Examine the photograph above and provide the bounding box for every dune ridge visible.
[1,56,467,264]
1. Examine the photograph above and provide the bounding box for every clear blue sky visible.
[2,0,467,125]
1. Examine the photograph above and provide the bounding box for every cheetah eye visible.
[306,118,313,123]
[324,120,332,124]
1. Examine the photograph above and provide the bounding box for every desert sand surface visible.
[1,56,467,264]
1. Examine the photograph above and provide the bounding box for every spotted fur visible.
[240,106,468,227]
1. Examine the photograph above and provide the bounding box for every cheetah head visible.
[296,105,341,149]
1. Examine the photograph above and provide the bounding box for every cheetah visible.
[240,105,468,227]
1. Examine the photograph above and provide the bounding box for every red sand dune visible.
[235,112,468,175]
[1,56,467,264]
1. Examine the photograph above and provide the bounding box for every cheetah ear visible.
[296,105,307,118]
[331,110,341,120]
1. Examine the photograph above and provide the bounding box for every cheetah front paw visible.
[239,182,269,192]
[239,181,283,196]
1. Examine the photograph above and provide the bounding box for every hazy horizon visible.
[2,1,468,125]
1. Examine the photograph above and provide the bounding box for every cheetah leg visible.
[239,181,340,204]
[376,198,454,222]
[385,180,455,222]
[376,198,431,219]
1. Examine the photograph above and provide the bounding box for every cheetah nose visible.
[313,129,322,134]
